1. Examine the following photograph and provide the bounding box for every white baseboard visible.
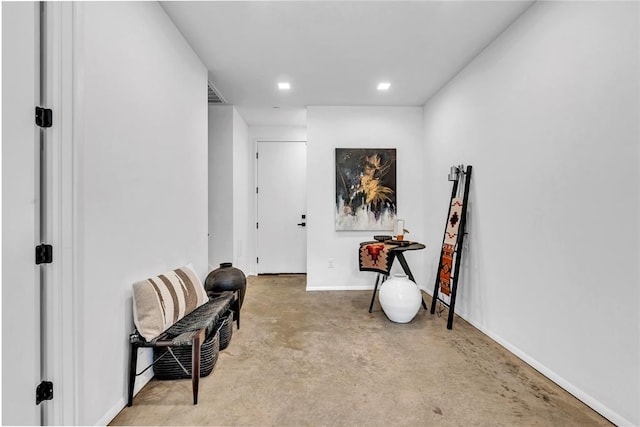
[399,290,632,425]
[305,284,430,292]
[96,397,125,426]
[95,369,153,426]
[306,284,374,291]
[462,317,633,427]
[133,368,155,397]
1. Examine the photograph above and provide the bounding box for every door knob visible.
[297,222,306,227]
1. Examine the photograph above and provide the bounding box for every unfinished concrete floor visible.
[112,275,611,426]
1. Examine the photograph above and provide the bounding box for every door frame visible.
[1,3,78,424]
[254,138,307,275]
[40,2,81,425]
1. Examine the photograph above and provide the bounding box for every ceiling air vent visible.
[208,82,226,104]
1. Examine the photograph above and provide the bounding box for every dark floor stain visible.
[505,361,519,374]
[433,407,443,415]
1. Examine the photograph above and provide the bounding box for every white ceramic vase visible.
[379,273,422,323]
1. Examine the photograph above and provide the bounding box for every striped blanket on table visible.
[358,242,396,275]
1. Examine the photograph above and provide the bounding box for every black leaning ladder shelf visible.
[430,165,472,330]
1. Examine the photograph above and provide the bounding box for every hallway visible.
[113,275,609,426]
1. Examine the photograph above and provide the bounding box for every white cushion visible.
[132,265,208,341]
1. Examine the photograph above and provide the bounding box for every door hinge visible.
[257,257,259,264]
[256,187,259,194]
[35,244,53,264]
[256,152,259,159]
[36,381,53,404]
[256,222,259,229]
[35,106,53,128]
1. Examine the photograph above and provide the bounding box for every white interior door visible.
[257,141,307,273]
[2,2,42,424]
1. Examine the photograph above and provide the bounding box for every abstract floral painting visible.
[335,148,397,230]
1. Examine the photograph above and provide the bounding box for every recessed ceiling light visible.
[377,82,391,91]
[278,82,291,90]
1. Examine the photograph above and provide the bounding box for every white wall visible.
[1,3,40,425]
[231,108,252,274]
[209,105,234,269]
[78,2,208,424]
[306,107,425,291]
[208,106,253,275]
[422,2,639,425]
[249,125,307,143]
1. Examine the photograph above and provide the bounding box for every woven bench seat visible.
[159,292,237,342]
[130,291,236,346]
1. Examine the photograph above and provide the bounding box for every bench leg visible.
[232,295,240,330]
[191,329,204,405]
[127,343,138,407]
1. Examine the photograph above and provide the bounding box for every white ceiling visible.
[161,1,534,126]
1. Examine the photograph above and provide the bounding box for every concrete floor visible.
[112,275,611,426]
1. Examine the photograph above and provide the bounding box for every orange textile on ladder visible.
[439,197,463,296]
[439,243,455,296]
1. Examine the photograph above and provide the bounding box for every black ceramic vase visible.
[205,262,247,309]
